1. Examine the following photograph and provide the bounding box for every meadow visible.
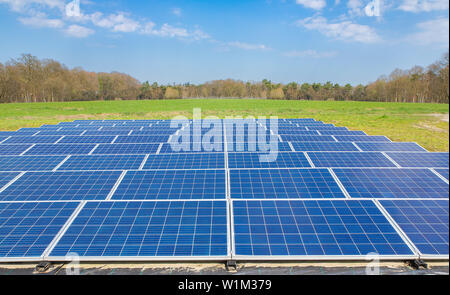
[0,99,448,152]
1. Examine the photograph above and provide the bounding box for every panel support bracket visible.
[225,260,238,272]
[406,259,428,270]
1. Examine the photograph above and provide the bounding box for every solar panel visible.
[317,131,366,136]
[434,169,449,181]
[83,131,131,136]
[0,156,66,171]
[0,172,20,189]
[115,136,171,144]
[58,155,145,171]
[355,142,427,152]
[0,202,79,258]
[50,200,228,258]
[306,127,348,131]
[3,136,62,144]
[228,152,311,169]
[386,152,449,168]
[230,169,346,199]
[37,130,85,136]
[279,135,336,142]
[131,130,179,136]
[233,200,415,258]
[307,152,397,168]
[0,171,122,201]
[0,132,15,137]
[226,142,292,153]
[277,131,320,135]
[25,144,96,155]
[142,153,225,170]
[0,144,33,156]
[333,168,449,199]
[112,170,226,200]
[59,136,116,144]
[93,144,159,155]
[291,142,358,152]
[160,142,225,153]
[335,136,390,142]
[379,199,449,257]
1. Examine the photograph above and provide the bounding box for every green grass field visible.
[0,99,448,152]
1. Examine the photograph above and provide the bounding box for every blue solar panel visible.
[58,155,145,171]
[160,142,224,153]
[131,130,179,136]
[112,170,226,200]
[59,136,115,144]
[0,172,20,189]
[318,131,366,136]
[228,152,311,169]
[306,127,348,131]
[291,142,358,152]
[0,144,33,156]
[335,136,390,142]
[0,171,122,201]
[435,169,449,181]
[233,200,414,257]
[93,144,159,155]
[83,130,131,136]
[50,201,228,258]
[355,142,427,152]
[280,135,335,142]
[386,152,449,168]
[115,136,170,143]
[226,142,292,153]
[277,131,320,135]
[0,156,66,171]
[25,144,96,155]
[0,132,15,137]
[37,130,85,136]
[380,199,449,257]
[230,169,346,199]
[0,202,79,258]
[4,136,62,144]
[142,153,225,170]
[334,168,449,199]
[308,152,397,168]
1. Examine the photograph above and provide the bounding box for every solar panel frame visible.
[386,152,449,168]
[0,172,20,190]
[434,169,449,181]
[142,153,226,170]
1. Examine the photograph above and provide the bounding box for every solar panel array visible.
[0,118,448,262]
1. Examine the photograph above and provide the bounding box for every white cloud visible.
[172,7,182,16]
[90,12,140,32]
[18,14,64,28]
[65,24,94,37]
[295,0,326,10]
[227,41,270,51]
[399,0,449,12]
[296,15,381,43]
[347,0,364,15]
[142,22,209,40]
[284,50,338,58]
[408,17,449,45]
[0,0,64,12]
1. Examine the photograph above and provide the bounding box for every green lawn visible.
[1,99,448,151]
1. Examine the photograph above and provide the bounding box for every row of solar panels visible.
[0,167,448,202]
[0,199,446,261]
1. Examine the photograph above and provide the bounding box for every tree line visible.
[0,53,448,104]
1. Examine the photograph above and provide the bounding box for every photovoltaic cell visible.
[0,156,66,171]
[112,170,226,200]
[230,169,346,199]
[233,200,414,257]
[280,135,335,142]
[355,142,427,152]
[386,152,449,168]
[50,201,228,258]
[333,168,449,199]
[142,153,225,170]
[379,199,449,256]
[93,144,159,155]
[160,142,224,153]
[434,169,449,181]
[307,152,396,168]
[25,144,96,155]
[318,131,366,136]
[335,136,390,142]
[83,131,131,136]
[0,172,20,189]
[0,144,33,156]
[277,131,320,135]
[0,132,15,137]
[228,152,311,169]
[115,136,170,144]
[226,142,292,153]
[58,155,145,171]
[0,171,122,201]
[59,136,115,144]
[0,202,79,258]
[37,130,85,136]
[3,136,62,144]
[291,142,358,152]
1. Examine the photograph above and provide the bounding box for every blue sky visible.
[0,0,448,85]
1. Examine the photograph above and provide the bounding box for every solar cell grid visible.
[355,142,427,152]
[25,144,96,155]
[142,153,225,170]
[291,142,358,152]
[36,130,85,136]
[4,136,62,144]
[0,144,33,156]
[335,136,390,142]
[93,144,159,155]
[0,171,122,201]
[112,170,226,200]
[0,156,66,171]
[230,169,346,199]
[334,168,449,199]
[307,152,397,168]
[50,200,228,258]
[115,136,171,144]
[379,199,449,257]
[434,169,449,181]
[233,200,415,257]
[228,152,311,169]
[0,202,79,258]
[160,142,224,153]
[280,135,336,142]
[58,155,145,171]
[318,131,366,136]
[226,142,291,153]
[59,136,115,144]
[386,152,449,168]
[0,172,20,190]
